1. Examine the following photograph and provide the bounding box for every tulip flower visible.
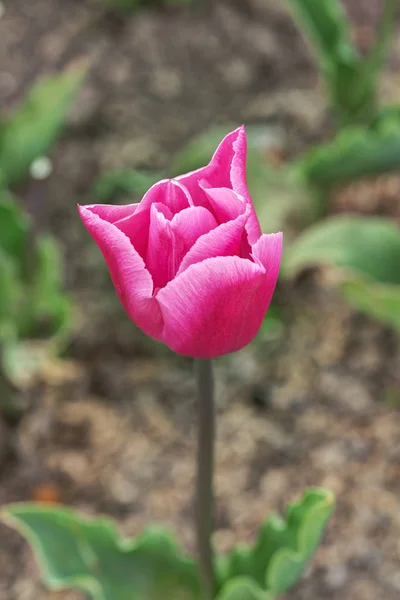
[78,126,282,359]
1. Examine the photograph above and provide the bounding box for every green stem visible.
[194,359,216,599]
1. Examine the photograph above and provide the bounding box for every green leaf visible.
[0,190,30,264]
[92,169,163,204]
[0,63,86,186]
[216,578,271,600]
[3,504,203,600]
[329,59,377,126]
[282,216,400,285]
[0,248,21,331]
[285,0,389,125]
[298,128,400,188]
[371,104,400,131]
[364,0,397,86]
[266,490,333,594]
[21,235,70,339]
[340,276,400,331]
[217,488,334,596]
[285,0,356,69]
[283,216,400,330]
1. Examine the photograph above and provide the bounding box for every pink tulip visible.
[78,126,282,358]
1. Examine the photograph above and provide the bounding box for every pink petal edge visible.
[78,205,163,339]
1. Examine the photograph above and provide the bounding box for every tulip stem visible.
[195,358,216,599]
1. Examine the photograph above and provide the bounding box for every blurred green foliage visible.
[216,488,334,599]
[286,0,396,128]
[0,64,86,187]
[283,216,400,331]
[0,65,85,404]
[2,488,333,600]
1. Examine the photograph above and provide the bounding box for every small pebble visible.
[30,156,53,180]
[324,564,349,589]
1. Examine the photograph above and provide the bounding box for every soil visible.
[1,1,400,599]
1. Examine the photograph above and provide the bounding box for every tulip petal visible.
[78,205,163,339]
[112,183,163,257]
[146,204,176,290]
[83,203,139,223]
[230,127,262,244]
[146,205,218,289]
[176,129,238,194]
[177,126,262,243]
[177,204,251,275]
[201,186,245,224]
[153,202,174,220]
[171,206,218,250]
[251,232,283,305]
[161,179,192,213]
[113,180,191,258]
[157,255,270,358]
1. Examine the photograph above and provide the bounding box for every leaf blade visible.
[282,216,400,285]
[3,503,203,600]
[217,488,334,596]
[0,63,86,186]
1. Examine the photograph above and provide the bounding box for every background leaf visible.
[298,128,400,188]
[363,0,397,87]
[285,0,355,65]
[24,235,71,338]
[266,489,334,594]
[0,63,86,186]
[285,0,389,125]
[216,578,271,600]
[339,276,400,332]
[0,249,21,337]
[283,216,400,330]
[3,504,203,600]
[216,488,334,597]
[282,216,400,284]
[0,190,30,264]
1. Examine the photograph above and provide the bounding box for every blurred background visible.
[1,0,400,598]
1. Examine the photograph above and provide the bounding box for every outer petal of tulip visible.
[156,255,277,358]
[82,203,138,223]
[78,206,163,339]
[176,129,237,192]
[230,127,262,244]
[252,231,283,306]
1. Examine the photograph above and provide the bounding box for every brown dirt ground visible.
[1,0,400,599]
